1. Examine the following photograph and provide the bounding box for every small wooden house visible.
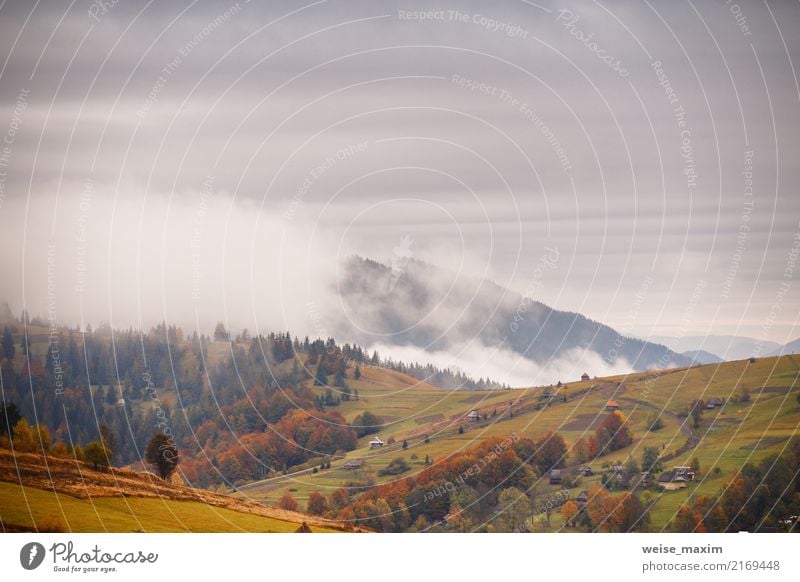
[467,410,480,421]
[606,400,621,411]
[658,470,689,490]
[343,459,364,470]
[581,372,590,381]
[576,490,590,505]
[549,469,563,485]
[369,436,385,449]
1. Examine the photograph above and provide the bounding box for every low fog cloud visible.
[0,181,338,336]
[368,341,632,388]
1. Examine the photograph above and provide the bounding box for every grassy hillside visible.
[242,355,800,531]
[0,449,353,533]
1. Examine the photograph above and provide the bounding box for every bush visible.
[277,493,298,511]
[646,412,664,432]
[83,441,110,471]
[352,411,380,437]
[378,457,411,476]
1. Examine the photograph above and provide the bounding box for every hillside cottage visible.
[549,469,562,485]
[369,436,385,449]
[581,372,590,381]
[658,470,690,490]
[606,400,621,411]
[343,459,364,470]
[467,410,480,421]
[576,490,590,505]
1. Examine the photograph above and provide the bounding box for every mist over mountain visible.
[330,256,691,384]
[679,350,724,365]
[647,335,783,362]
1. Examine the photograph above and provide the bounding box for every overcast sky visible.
[0,0,798,347]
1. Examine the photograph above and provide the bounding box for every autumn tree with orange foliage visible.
[329,488,349,511]
[277,493,298,511]
[586,486,619,532]
[595,411,633,455]
[585,486,648,532]
[674,504,704,532]
[531,432,568,475]
[561,500,579,527]
[307,491,328,516]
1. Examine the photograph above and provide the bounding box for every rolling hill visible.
[771,337,800,357]
[241,354,800,531]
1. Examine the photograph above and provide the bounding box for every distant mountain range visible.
[770,337,800,357]
[332,257,692,373]
[646,334,800,362]
[679,350,724,365]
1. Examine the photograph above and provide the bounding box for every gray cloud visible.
[0,0,798,349]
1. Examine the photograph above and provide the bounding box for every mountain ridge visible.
[332,256,691,375]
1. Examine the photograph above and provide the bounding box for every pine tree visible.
[99,424,117,464]
[0,402,21,436]
[213,322,228,341]
[1,327,14,360]
[145,432,179,480]
[314,361,329,386]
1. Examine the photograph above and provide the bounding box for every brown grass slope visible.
[0,448,362,532]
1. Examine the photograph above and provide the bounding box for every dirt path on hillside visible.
[616,395,698,460]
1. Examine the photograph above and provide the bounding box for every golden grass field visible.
[0,449,353,533]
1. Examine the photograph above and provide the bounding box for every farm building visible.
[343,459,364,470]
[705,397,724,409]
[580,466,594,477]
[581,372,590,381]
[467,410,480,421]
[549,469,562,485]
[576,491,590,505]
[369,436,385,449]
[606,400,621,411]
[658,470,690,490]
[672,466,696,480]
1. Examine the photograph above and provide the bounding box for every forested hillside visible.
[0,307,501,490]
